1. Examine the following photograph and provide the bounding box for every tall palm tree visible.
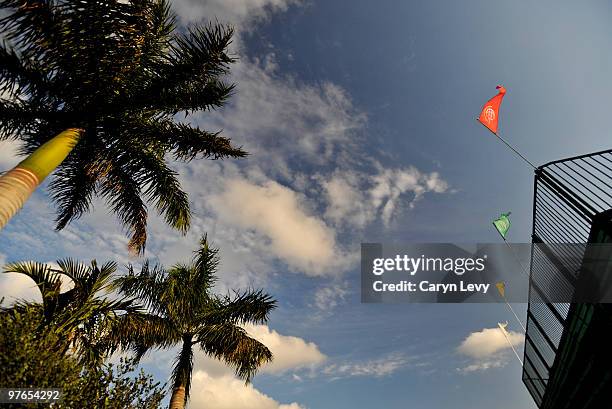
[111,236,277,409]
[2,258,141,366]
[0,0,245,253]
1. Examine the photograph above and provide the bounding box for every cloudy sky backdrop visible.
[2,0,611,408]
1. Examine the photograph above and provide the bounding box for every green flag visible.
[493,212,511,239]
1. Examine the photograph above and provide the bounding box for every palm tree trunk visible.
[168,335,194,409]
[168,385,187,409]
[0,128,82,229]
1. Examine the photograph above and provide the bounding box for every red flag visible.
[478,85,506,134]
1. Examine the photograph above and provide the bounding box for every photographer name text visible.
[371,255,491,295]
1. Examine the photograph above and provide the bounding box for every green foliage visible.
[0,0,246,254]
[61,357,166,409]
[110,235,277,406]
[0,305,75,390]
[2,259,142,367]
[0,306,166,409]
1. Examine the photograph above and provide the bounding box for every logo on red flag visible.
[483,106,496,123]
[478,85,506,134]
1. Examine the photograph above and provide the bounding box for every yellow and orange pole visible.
[0,128,83,229]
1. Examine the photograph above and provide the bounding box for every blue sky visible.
[2,0,612,408]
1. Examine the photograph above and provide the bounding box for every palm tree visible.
[111,235,277,409]
[2,258,141,366]
[0,0,245,253]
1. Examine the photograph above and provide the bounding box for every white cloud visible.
[370,167,449,227]
[244,323,326,373]
[457,327,524,359]
[456,327,524,373]
[459,360,506,373]
[150,325,414,386]
[0,272,42,305]
[319,171,375,229]
[0,139,22,170]
[188,372,304,409]
[188,323,326,378]
[310,281,349,317]
[210,178,351,276]
[322,352,411,380]
[204,55,366,172]
[313,282,348,311]
[319,167,449,229]
[171,0,301,29]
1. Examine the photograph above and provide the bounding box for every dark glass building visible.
[523,149,612,408]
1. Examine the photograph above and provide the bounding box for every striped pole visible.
[0,128,82,229]
[0,167,39,227]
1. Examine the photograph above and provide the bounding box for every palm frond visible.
[196,322,272,382]
[112,262,168,315]
[0,40,51,99]
[133,77,235,115]
[97,155,148,255]
[53,258,90,289]
[107,311,182,360]
[125,142,191,233]
[147,22,235,94]
[0,0,66,63]
[54,259,117,308]
[2,261,61,321]
[127,117,247,162]
[0,98,38,140]
[208,289,277,326]
[49,149,99,230]
[2,260,60,295]
[190,234,219,289]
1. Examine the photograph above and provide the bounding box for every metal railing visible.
[523,149,612,407]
